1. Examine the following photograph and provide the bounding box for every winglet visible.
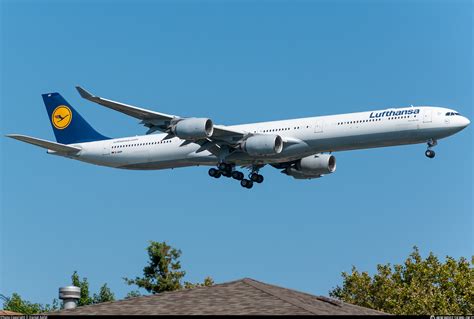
[76,86,95,100]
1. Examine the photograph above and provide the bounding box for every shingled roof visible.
[49,278,384,315]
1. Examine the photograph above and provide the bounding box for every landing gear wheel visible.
[218,162,232,173]
[222,170,232,178]
[240,179,253,189]
[232,171,244,180]
[425,149,435,158]
[250,173,264,183]
[208,168,219,177]
[250,173,259,182]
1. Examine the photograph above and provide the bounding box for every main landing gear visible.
[239,173,263,189]
[425,139,437,159]
[208,163,264,189]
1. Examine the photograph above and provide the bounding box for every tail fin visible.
[42,92,109,144]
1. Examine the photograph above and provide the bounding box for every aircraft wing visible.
[75,86,247,144]
[76,86,175,124]
[6,134,81,154]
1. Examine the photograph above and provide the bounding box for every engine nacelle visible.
[283,154,336,179]
[172,118,214,140]
[242,135,283,156]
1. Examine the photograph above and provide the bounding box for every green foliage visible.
[93,283,115,303]
[125,290,142,299]
[184,276,215,289]
[1,293,59,314]
[124,241,214,294]
[0,272,113,314]
[329,247,473,315]
[71,271,93,306]
[71,271,114,306]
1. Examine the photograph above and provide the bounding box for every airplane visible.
[7,86,470,189]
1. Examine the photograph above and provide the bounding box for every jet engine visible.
[242,134,283,156]
[171,118,214,140]
[282,154,336,179]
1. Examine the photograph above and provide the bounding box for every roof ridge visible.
[242,279,386,314]
[241,278,328,315]
[315,295,343,307]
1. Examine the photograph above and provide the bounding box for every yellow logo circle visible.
[52,105,72,129]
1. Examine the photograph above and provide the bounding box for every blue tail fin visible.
[42,92,110,144]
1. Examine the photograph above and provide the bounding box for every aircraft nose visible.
[460,116,470,128]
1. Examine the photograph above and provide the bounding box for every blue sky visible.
[1,0,472,305]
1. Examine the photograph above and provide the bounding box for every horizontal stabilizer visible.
[6,134,81,154]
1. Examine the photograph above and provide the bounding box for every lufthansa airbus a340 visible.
[7,87,470,189]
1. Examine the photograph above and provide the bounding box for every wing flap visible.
[6,134,81,154]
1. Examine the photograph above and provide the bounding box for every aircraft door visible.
[314,121,323,133]
[102,144,110,156]
[423,110,432,123]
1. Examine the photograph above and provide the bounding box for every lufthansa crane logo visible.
[52,105,72,129]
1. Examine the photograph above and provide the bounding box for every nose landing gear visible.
[425,139,437,159]
[425,149,435,158]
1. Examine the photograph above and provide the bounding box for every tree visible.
[1,293,59,314]
[0,272,113,314]
[125,290,142,299]
[71,271,115,306]
[71,271,93,306]
[124,241,213,293]
[184,276,215,289]
[93,283,115,304]
[329,247,473,315]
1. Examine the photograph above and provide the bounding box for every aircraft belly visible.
[307,127,454,153]
[118,145,217,170]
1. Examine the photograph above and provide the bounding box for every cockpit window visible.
[445,112,461,116]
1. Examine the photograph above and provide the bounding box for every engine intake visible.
[172,118,214,140]
[283,154,336,179]
[242,135,283,156]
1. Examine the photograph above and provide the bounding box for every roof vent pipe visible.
[59,286,80,310]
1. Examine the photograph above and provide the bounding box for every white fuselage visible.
[61,106,469,170]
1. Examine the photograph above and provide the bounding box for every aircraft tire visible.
[232,171,243,180]
[425,150,435,158]
[208,168,218,177]
[241,179,250,188]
